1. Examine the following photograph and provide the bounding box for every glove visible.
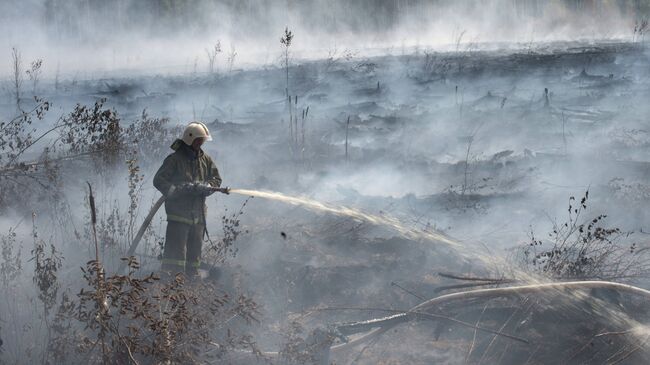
[194,183,217,196]
[173,183,217,197]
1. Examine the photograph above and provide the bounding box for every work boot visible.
[185,267,201,282]
[158,268,181,283]
[208,266,222,282]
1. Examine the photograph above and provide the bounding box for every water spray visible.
[118,187,568,289]
[118,186,534,291]
[228,188,460,247]
[118,187,461,273]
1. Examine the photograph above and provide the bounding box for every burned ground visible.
[1,39,650,364]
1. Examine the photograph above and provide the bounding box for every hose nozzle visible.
[214,186,230,195]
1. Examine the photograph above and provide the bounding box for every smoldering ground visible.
[2,1,650,364]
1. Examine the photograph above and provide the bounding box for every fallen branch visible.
[435,280,517,293]
[391,281,425,300]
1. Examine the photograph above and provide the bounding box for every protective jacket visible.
[153,139,222,225]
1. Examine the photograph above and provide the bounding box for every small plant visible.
[287,98,309,162]
[633,18,648,42]
[515,191,650,281]
[454,29,466,53]
[345,116,350,162]
[206,40,222,75]
[205,198,251,265]
[226,43,237,73]
[126,150,144,241]
[280,27,294,98]
[30,213,64,364]
[454,29,467,73]
[0,95,56,208]
[124,109,175,167]
[97,203,126,252]
[11,47,22,111]
[25,59,43,96]
[608,177,650,201]
[61,99,123,167]
[0,227,21,288]
[325,45,356,71]
[0,97,49,166]
[458,122,484,196]
[54,62,60,91]
[31,213,63,316]
[419,50,453,83]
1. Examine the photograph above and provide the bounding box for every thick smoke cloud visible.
[0,0,647,77]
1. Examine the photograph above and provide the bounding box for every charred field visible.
[2,39,650,364]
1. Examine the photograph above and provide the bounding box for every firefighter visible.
[153,122,222,278]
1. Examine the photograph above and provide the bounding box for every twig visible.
[391,281,425,300]
[87,182,99,262]
[596,329,635,338]
[435,280,517,293]
[6,114,66,166]
[345,116,350,162]
[438,272,512,282]
[86,182,107,363]
[465,303,488,363]
[0,148,119,176]
[121,337,140,365]
[495,299,536,364]
[477,301,523,364]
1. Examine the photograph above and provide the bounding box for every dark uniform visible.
[153,139,222,276]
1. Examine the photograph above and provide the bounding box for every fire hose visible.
[223,280,650,365]
[330,280,650,352]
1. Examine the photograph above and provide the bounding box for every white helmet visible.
[182,122,212,145]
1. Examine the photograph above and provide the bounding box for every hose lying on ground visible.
[225,280,650,364]
[330,281,650,353]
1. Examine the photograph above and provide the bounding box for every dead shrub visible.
[513,191,650,281]
[47,257,261,364]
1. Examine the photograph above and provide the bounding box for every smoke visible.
[0,0,646,78]
[2,1,650,363]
